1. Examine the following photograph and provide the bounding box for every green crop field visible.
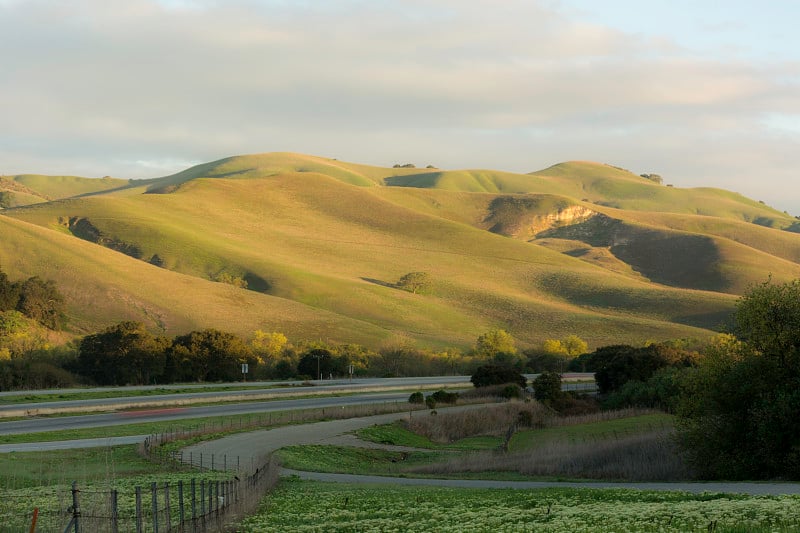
[239,479,800,532]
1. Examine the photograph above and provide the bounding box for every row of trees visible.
[1,317,592,387]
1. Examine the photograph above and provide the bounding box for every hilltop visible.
[2,152,798,350]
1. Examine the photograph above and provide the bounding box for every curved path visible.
[183,407,800,496]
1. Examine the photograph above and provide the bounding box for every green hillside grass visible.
[2,165,731,349]
[5,152,798,350]
[0,216,399,345]
[531,162,792,224]
[9,174,128,200]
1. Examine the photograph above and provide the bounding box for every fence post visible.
[178,480,185,529]
[211,454,215,471]
[224,454,227,471]
[200,480,206,520]
[200,453,203,471]
[70,481,81,533]
[110,489,118,533]
[164,482,171,530]
[151,482,159,533]
[191,478,197,532]
[215,481,221,518]
[135,486,143,533]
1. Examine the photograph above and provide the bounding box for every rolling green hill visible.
[2,152,797,351]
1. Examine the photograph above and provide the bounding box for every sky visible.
[1,0,799,212]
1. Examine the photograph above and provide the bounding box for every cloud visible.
[0,0,799,211]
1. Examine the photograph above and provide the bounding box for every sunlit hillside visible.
[4,152,798,350]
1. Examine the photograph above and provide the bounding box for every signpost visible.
[241,363,249,382]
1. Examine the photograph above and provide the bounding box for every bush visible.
[532,371,562,401]
[408,391,424,404]
[430,389,459,404]
[425,396,437,410]
[583,344,696,394]
[470,364,526,388]
[603,367,688,413]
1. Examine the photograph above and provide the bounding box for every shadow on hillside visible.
[361,277,395,289]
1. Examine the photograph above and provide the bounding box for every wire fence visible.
[13,456,279,533]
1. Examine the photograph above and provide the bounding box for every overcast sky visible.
[2,0,799,212]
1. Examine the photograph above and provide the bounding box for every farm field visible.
[239,479,800,532]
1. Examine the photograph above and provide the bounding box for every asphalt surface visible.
[0,391,414,435]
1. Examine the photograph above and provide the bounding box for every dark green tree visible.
[77,322,169,385]
[395,271,431,294]
[677,280,800,479]
[297,348,330,379]
[470,364,526,388]
[590,344,694,394]
[532,371,562,401]
[15,276,65,330]
[0,269,19,311]
[166,329,255,383]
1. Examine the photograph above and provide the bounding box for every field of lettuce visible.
[239,479,800,533]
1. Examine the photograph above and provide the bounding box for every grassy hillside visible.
[5,152,798,350]
[0,216,399,345]
[2,174,128,204]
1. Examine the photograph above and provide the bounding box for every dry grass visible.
[402,403,688,481]
[410,429,693,481]
[406,402,553,443]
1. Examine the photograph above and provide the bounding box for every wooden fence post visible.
[70,481,81,533]
[178,480,185,528]
[164,482,171,530]
[135,486,143,533]
[110,489,118,533]
[151,482,159,533]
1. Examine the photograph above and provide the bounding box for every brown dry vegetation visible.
[402,403,690,481]
[410,429,691,481]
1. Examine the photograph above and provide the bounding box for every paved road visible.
[0,376,479,416]
[0,391,414,435]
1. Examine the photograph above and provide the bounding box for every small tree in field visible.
[396,272,431,294]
